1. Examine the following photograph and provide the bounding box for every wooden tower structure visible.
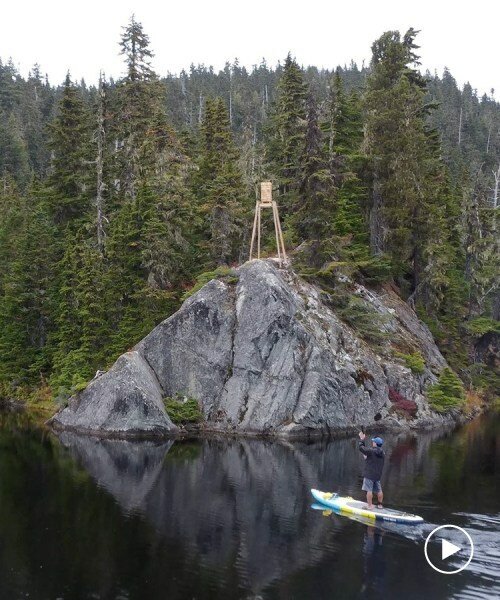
[249,181,287,264]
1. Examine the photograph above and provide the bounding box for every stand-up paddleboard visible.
[311,489,424,525]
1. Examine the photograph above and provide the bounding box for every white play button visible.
[424,525,474,574]
[442,539,461,560]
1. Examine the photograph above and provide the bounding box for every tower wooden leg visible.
[248,194,286,264]
[249,201,259,260]
[257,206,261,259]
[272,202,282,264]
[276,212,287,261]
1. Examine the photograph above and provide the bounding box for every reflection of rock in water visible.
[145,438,342,592]
[57,432,173,513]
[57,427,456,594]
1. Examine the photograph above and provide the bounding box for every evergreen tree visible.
[294,94,335,265]
[49,231,111,391]
[119,15,156,82]
[364,29,457,300]
[46,73,91,225]
[0,185,57,383]
[21,65,51,177]
[196,96,247,265]
[114,15,167,199]
[265,53,308,216]
[103,184,185,359]
[0,34,498,401]
[463,168,499,318]
[327,77,371,260]
[0,112,30,187]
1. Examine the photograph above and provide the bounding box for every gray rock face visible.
[50,259,454,438]
[136,279,235,416]
[49,351,178,438]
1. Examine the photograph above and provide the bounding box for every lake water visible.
[0,410,499,599]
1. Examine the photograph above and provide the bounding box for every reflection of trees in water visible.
[429,413,500,512]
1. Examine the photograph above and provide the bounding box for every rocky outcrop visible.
[49,351,178,438]
[49,259,454,439]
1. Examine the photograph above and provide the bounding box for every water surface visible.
[0,410,499,599]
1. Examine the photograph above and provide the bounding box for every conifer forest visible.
[0,18,498,405]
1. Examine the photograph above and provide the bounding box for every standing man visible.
[358,432,385,509]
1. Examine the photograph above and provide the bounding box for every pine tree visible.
[49,231,111,391]
[0,185,57,383]
[327,77,371,261]
[265,53,308,216]
[364,29,458,298]
[428,367,465,412]
[0,112,30,187]
[114,15,167,199]
[103,185,183,359]
[46,73,91,225]
[119,15,156,82]
[463,167,499,318]
[294,94,335,265]
[21,65,51,177]
[196,96,247,266]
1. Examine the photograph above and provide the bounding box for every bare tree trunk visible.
[458,106,463,147]
[229,89,233,127]
[369,169,385,254]
[198,93,203,125]
[95,73,106,254]
[492,290,500,321]
[251,122,257,177]
[465,166,485,317]
[492,163,500,241]
[492,163,500,210]
[261,85,269,119]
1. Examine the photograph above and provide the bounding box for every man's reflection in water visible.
[360,525,386,597]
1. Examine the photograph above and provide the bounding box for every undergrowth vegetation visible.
[427,368,466,413]
[164,395,203,425]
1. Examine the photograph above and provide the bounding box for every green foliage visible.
[46,74,92,224]
[0,26,498,404]
[165,442,202,461]
[464,317,500,337]
[164,395,203,425]
[181,267,239,301]
[427,368,466,413]
[338,296,389,344]
[53,373,88,407]
[0,185,57,383]
[468,363,500,401]
[293,94,335,259]
[195,96,248,266]
[0,112,30,187]
[265,53,308,216]
[364,28,465,312]
[324,284,389,344]
[396,351,426,374]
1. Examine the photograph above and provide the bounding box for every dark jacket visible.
[359,440,385,481]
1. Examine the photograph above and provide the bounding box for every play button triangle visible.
[442,539,461,560]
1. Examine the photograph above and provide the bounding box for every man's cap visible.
[372,437,384,446]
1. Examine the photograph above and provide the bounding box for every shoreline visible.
[45,408,479,443]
